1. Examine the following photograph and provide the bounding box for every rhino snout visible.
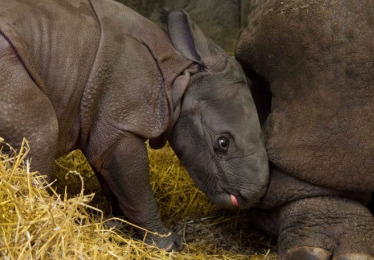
[237,183,268,209]
[216,149,270,209]
[211,183,269,210]
[211,193,239,209]
[241,149,270,208]
[218,188,267,209]
[211,189,264,209]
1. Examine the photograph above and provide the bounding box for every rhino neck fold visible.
[257,167,372,209]
[79,0,194,160]
[166,64,200,136]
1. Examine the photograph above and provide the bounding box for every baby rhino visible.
[0,0,268,251]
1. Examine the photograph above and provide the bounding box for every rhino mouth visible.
[211,192,257,209]
[210,179,270,209]
[230,194,239,207]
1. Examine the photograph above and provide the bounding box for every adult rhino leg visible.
[0,34,58,179]
[278,197,374,260]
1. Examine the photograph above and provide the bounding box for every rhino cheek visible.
[188,157,219,196]
[168,124,216,194]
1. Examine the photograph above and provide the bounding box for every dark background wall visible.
[115,0,250,54]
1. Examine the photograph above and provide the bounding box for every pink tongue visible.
[230,195,238,207]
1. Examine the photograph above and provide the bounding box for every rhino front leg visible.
[92,134,182,251]
[278,197,374,260]
[0,34,58,178]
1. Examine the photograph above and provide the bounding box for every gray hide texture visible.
[236,1,374,259]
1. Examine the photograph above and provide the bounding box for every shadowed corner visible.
[369,193,374,214]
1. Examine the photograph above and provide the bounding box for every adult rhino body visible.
[0,0,268,251]
[236,0,374,259]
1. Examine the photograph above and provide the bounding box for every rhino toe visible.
[151,231,183,252]
[333,253,374,260]
[284,246,331,260]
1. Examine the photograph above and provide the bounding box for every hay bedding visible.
[0,137,276,259]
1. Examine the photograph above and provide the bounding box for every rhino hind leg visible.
[278,197,374,260]
[0,33,58,179]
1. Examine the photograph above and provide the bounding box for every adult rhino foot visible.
[284,247,374,260]
[277,197,374,260]
[285,246,331,260]
[333,253,374,260]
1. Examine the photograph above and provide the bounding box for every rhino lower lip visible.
[230,191,263,209]
[230,194,239,207]
[211,193,238,209]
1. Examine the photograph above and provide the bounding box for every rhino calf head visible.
[166,11,269,209]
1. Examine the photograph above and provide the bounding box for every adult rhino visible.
[0,0,269,251]
[236,0,374,259]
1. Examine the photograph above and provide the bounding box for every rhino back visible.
[79,0,192,160]
[237,0,374,192]
[0,0,100,152]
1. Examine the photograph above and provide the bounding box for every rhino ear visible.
[167,10,209,65]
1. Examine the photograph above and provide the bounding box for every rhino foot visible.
[278,197,374,260]
[135,229,183,251]
[285,247,331,260]
[150,231,183,252]
[284,247,374,260]
[333,253,374,260]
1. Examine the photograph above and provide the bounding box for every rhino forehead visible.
[201,83,259,126]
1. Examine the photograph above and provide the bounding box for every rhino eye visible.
[217,137,229,152]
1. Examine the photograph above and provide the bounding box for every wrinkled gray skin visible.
[236,1,374,259]
[0,0,268,251]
